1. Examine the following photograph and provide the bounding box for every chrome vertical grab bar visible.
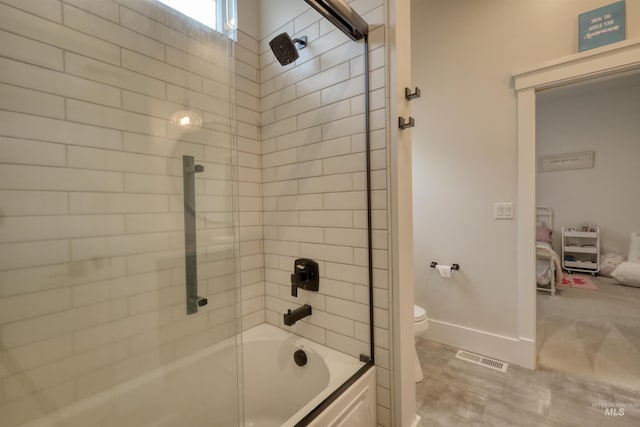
[183,155,207,314]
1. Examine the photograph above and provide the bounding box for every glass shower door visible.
[0,1,241,426]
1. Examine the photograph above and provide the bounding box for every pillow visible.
[536,225,552,243]
[611,262,640,286]
[600,253,625,277]
[628,232,640,264]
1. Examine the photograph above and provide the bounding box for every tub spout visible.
[283,304,312,326]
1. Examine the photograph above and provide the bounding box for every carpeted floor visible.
[537,275,640,392]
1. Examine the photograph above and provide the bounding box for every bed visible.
[536,206,562,296]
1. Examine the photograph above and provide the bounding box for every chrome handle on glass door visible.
[183,155,207,314]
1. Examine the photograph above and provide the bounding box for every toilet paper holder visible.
[430,262,460,271]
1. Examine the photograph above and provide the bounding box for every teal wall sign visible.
[579,1,626,52]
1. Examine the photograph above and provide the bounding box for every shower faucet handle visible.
[290,258,319,297]
[184,163,205,173]
[191,296,208,307]
[291,271,309,283]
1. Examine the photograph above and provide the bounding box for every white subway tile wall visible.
[258,1,391,424]
[0,0,393,425]
[0,0,261,425]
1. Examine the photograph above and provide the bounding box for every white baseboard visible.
[516,337,536,369]
[422,318,534,367]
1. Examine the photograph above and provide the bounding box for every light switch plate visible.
[494,202,514,219]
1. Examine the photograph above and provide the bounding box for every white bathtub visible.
[19,323,373,427]
[242,324,367,426]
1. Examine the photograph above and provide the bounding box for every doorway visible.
[534,73,640,390]
[513,39,640,370]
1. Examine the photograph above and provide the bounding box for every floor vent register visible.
[454,350,508,373]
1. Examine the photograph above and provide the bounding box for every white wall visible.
[537,76,640,255]
[238,0,261,39]
[258,0,309,39]
[388,0,417,424]
[236,10,266,331]
[411,0,640,363]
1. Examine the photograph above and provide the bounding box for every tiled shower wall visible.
[0,0,393,425]
[257,1,393,424]
[233,28,265,332]
[0,1,261,425]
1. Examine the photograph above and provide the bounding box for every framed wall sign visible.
[579,1,626,52]
[538,151,595,172]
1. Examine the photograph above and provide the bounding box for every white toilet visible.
[413,304,429,382]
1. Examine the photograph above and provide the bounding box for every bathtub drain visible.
[294,349,307,366]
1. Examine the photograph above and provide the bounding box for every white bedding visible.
[536,242,562,285]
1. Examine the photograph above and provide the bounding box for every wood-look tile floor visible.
[537,277,640,391]
[415,338,640,426]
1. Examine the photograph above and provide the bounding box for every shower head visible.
[269,33,307,66]
[304,0,368,41]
